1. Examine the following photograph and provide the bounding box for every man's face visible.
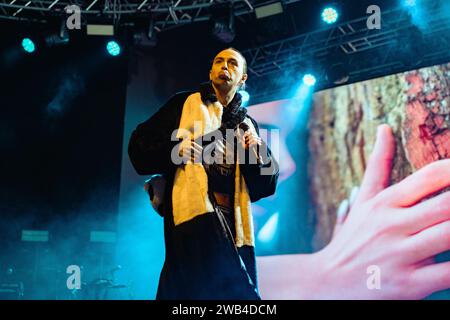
[209,49,247,91]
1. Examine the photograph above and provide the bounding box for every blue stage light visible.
[302,74,317,87]
[22,38,35,53]
[106,40,121,56]
[238,90,250,106]
[322,7,339,24]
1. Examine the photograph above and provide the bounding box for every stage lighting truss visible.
[242,3,450,103]
[0,0,302,32]
[3,0,450,104]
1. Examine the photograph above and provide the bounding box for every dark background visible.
[0,23,128,298]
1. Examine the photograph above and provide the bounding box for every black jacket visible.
[128,84,279,299]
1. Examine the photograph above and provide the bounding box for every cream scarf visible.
[171,92,256,247]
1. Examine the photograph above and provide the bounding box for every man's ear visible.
[209,70,212,81]
[240,73,248,85]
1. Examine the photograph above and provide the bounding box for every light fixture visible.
[210,3,235,43]
[133,18,157,48]
[255,2,283,19]
[106,40,121,56]
[45,20,70,47]
[303,74,317,87]
[21,38,35,53]
[322,7,339,24]
[325,47,350,85]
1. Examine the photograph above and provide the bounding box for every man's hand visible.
[237,128,262,150]
[257,124,450,300]
[178,139,203,164]
[244,131,262,150]
[237,128,264,165]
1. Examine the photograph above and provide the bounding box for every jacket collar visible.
[199,81,242,109]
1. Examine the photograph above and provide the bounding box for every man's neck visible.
[212,83,237,107]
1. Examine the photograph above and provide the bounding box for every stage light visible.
[238,90,250,106]
[321,7,339,24]
[87,24,115,36]
[21,230,48,242]
[21,38,35,53]
[210,3,235,43]
[255,2,283,19]
[106,40,121,56]
[325,47,350,85]
[133,20,157,48]
[302,74,317,87]
[45,21,70,47]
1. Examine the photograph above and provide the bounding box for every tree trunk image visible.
[308,63,450,250]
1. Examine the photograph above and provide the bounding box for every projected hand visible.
[311,124,450,299]
[332,186,359,239]
[257,125,450,300]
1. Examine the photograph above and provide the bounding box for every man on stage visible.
[128,47,279,299]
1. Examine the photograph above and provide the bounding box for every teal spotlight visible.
[404,0,417,7]
[302,74,317,87]
[22,38,35,53]
[238,90,250,106]
[321,7,339,24]
[106,40,121,56]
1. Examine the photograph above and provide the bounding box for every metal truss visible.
[2,1,450,104]
[242,4,450,103]
[0,0,301,32]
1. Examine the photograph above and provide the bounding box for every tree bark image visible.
[309,63,450,250]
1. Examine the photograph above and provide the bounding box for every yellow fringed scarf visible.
[171,92,255,247]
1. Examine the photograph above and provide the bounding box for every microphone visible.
[238,122,262,165]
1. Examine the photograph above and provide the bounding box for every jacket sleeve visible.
[128,92,191,176]
[240,116,279,202]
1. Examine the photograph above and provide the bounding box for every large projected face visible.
[247,100,300,246]
[248,100,297,184]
